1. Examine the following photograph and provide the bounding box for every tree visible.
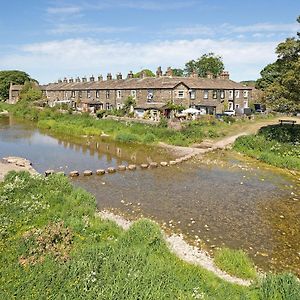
[0,70,36,101]
[257,16,300,112]
[19,81,42,102]
[123,96,136,114]
[172,68,184,77]
[184,53,225,77]
[134,69,155,78]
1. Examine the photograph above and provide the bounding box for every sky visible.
[0,0,299,84]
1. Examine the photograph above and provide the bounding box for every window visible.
[71,91,75,98]
[64,91,68,99]
[131,90,137,99]
[243,90,248,98]
[244,100,249,108]
[96,90,100,98]
[228,90,233,100]
[106,102,110,110]
[117,90,121,99]
[220,90,225,99]
[87,90,91,98]
[203,90,209,99]
[106,90,110,99]
[147,89,154,102]
[235,90,240,98]
[213,90,217,99]
[189,90,195,100]
[117,103,123,110]
[236,104,239,109]
[178,90,184,98]
[79,91,82,98]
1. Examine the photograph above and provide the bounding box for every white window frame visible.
[203,90,209,99]
[87,90,91,98]
[96,90,100,98]
[116,103,123,110]
[189,90,195,100]
[106,102,110,110]
[220,90,225,99]
[212,90,217,99]
[228,90,233,100]
[131,90,137,99]
[178,90,184,98]
[117,90,122,99]
[244,100,249,108]
[243,90,248,98]
[235,90,240,98]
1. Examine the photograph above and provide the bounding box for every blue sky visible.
[0,0,299,83]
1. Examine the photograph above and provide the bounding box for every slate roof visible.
[43,77,252,91]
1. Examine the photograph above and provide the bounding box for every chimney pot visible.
[107,73,112,80]
[156,66,163,78]
[98,75,103,81]
[127,71,134,79]
[90,75,95,82]
[116,72,123,80]
[82,77,87,82]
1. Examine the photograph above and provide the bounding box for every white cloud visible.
[47,6,82,14]
[166,22,300,37]
[49,23,135,34]
[0,38,278,83]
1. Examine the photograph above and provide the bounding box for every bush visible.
[115,132,141,143]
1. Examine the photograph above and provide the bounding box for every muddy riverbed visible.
[1,115,299,276]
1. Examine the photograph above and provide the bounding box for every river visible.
[0,115,299,276]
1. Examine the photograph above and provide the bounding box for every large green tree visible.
[184,53,225,77]
[134,69,155,78]
[256,16,300,112]
[0,70,35,101]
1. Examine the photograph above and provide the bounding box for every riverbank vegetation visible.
[1,171,299,299]
[233,124,300,170]
[0,101,275,147]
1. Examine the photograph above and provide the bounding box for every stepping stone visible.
[140,164,149,169]
[96,169,105,175]
[118,165,127,171]
[107,167,116,174]
[149,162,158,168]
[169,161,177,165]
[69,171,79,177]
[160,162,168,167]
[127,164,136,170]
[83,170,93,176]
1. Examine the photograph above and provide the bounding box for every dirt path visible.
[0,157,38,182]
[160,116,298,157]
[99,210,252,286]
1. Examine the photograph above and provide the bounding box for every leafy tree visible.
[123,96,136,114]
[172,68,184,77]
[19,81,43,102]
[0,70,36,101]
[184,53,225,77]
[257,16,300,112]
[134,69,155,78]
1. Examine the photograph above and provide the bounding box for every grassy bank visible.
[1,171,299,299]
[233,124,300,170]
[0,101,275,146]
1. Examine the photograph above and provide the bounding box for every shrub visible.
[115,132,141,143]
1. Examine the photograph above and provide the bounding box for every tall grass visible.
[214,248,257,279]
[233,124,300,170]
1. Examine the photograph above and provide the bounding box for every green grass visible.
[233,125,300,170]
[214,248,257,279]
[0,171,299,299]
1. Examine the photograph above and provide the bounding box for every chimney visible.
[116,72,123,80]
[90,75,95,82]
[82,76,87,82]
[58,79,62,83]
[98,74,103,81]
[165,67,173,77]
[69,77,74,83]
[156,66,162,77]
[75,77,81,82]
[206,72,213,79]
[189,70,198,78]
[63,77,68,83]
[220,71,230,80]
[127,71,134,79]
[107,73,112,80]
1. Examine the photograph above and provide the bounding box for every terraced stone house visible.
[9,67,252,117]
